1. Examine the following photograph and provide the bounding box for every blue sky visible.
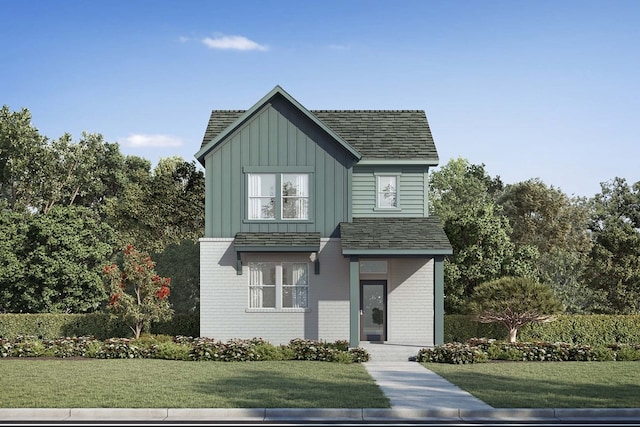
[2,0,639,198]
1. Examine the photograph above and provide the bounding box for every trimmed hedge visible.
[417,339,640,364]
[444,314,640,345]
[5,313,638,348]
[0,313,199,340]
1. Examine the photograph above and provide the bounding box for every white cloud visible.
[122,134,183,148]
[178,36,190,43]
[202,35,268,51]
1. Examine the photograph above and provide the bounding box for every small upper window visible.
[377,176,397,208]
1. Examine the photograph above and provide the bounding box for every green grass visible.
[0,359,390,408]
[424,361,640,408]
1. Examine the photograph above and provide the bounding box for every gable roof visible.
[340,217,452,256]
[196,86,439,165]
[195,85,362,165]
[312,111,438,162]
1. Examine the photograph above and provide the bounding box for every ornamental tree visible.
[467,276,563,343]
[103,244,173,338]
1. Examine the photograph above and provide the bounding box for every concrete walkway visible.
[364,361,493,410]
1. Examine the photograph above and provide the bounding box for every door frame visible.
[359,280,387,342]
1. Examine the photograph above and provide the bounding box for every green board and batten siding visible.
[204,99,354,238]
[352,166,430,217]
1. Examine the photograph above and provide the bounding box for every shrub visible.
[614,344,640,361]
[0,334,368,363]
[417,343,488,364]
[287,339,369,363]
[133,333,174,346]
[278,345,295,361]
[43,336,101,358]
[189,338,263,362]
[348,347,370,363]
[148,341,191,361]
[334,352,355,364]
[486,344,524,361]
[254,342,287,361]
[83,340,103,358]
[96,338,143,359]
[8,336,47,357]
[421,339,640,363]
[591,346,615,361]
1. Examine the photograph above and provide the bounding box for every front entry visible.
[360,280,387,341]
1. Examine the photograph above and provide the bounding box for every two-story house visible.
[195,86,452,348]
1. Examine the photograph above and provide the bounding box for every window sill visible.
[242,220,313,224]
[245,308,311,313]
[373,207,402,212]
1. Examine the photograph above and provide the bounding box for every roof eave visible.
[341,248,453,256]
[235,245,320,253]
[357,158,439,166]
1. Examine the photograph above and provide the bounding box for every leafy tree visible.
[39,132,128,213]
[429,158,538,313]
[104,156,204,252]
[467,276,564,342]
[0,106,47,211]
[153,240,200,314]
[585,178,640,313]
[0,206,114,313]
[1,106,133,215]
[0,209,29,312]
[498,179,596,312]
[429,157,503,223]
[103,245,173,338]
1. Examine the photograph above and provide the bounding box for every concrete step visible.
[360,342,426,362]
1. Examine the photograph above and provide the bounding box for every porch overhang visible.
[340,218,451,348]
[233,232,321,274]
[339,217,453,256]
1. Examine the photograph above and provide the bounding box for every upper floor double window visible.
[248,173,309,220]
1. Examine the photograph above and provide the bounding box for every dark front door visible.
[360,280,387,341]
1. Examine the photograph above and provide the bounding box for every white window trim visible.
[246,173,310,221]
[374,173,401,210]
[247,261,310,312]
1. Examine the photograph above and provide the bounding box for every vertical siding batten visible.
[205,102,354,238]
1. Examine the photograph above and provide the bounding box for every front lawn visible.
[0,359,390,408]
[425,361,640,408]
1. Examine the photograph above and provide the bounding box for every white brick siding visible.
[200,239,435,346]
[199,238,349,345]
[387,258,434,346]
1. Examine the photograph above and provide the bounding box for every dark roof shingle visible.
[340,217,452,255]
[201,110,438,161]
[234,232,321,252]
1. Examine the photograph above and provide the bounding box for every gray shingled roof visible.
[201,110,438,161]
[340,217,452,255]
[234,232,321,252]
[201,110,244,147]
